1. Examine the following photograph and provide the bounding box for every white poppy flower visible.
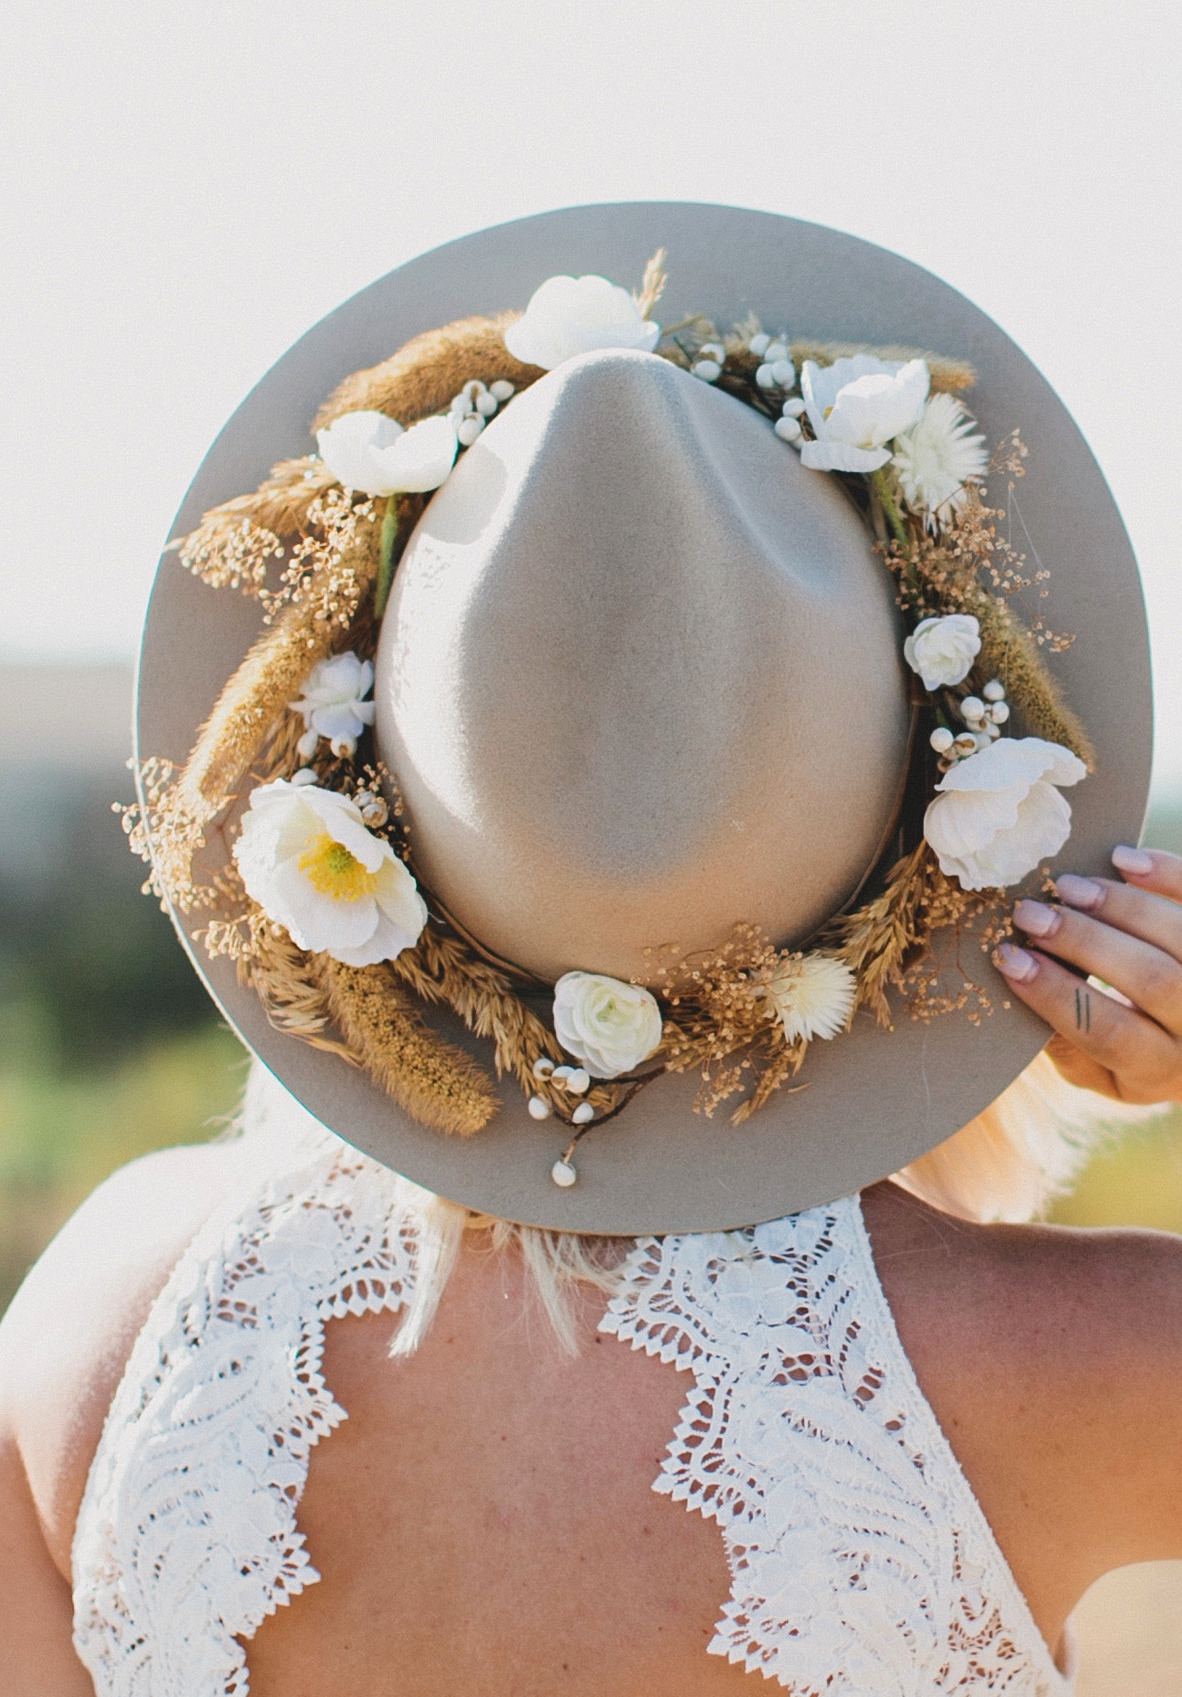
[503,274,660,371]
[765,954,856,1045]
[903,614,982,692]
[893,392,989,529]
[289,651,376,757]
[233,780,427,966]
[799,356,930,473]
[923,737,1087,891]
[316,410,458,496]
[552,971,664,1078]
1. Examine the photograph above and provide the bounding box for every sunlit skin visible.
[3,847,1182,1692]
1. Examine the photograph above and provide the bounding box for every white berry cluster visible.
[929,678,1011,770]
[689,330,806,447]
[448,378,516,447]
[528,1055,596,1126]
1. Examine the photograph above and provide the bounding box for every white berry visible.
[748,333,770,357]
[533,1056,555,1079]
[755,363,777,389]
[691,359,722,382]
[490,379,515,402]
[781,397,807,417]
[930,727,955,753]
[764,340,789,362]
[774,416,802,443]
[983,678,1006,702]
[550,1158,577,1187]
[528,1096,551,1120]
[475,389,498,417]
[960,696,985,723]
[571,1102,595,1125]
[457,415,484,446]
[987,700,1010,724]
[566,1069,590,1095]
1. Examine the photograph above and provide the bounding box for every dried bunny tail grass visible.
[313,956,499,1136]
[313,313,544,433]
[393,926,559,1086]
[167,457,341,592]
[634,248,667,319]
[975,593,1096,769]
[790,341,976,393]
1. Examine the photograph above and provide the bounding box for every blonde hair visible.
[240,1051,1154,1356]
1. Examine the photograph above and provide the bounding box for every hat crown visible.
[376,348,910,983]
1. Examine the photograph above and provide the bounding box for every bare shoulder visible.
[0,1140,252,1579]
[863,1181,1182,1575]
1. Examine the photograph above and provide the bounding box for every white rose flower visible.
[765,954,856,1045]
[799,355,930,473]
[902,614,982,692]
[289,651,376,758]
[503,274,661,371]
[923,737,1087,891]
[233,780,427,966]
[552,971,664,1078]
[892,392,989,529]
[316,410,458,496]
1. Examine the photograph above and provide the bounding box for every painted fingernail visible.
[1013,899,1060,938]
[1055,874,1104,910]
[994,943,1038,983]
[1113,844,1154,876]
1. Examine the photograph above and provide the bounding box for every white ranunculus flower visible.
[503,274,661,371]
[892,392,989,529]
[799,355,930,473]
[902,614,982,692]
[765,954,856,1046]
[289,651,376,757]
[316,410,458,496]
[552,971,664,1078]
[233,780,427,966]
[924,737,1087,891]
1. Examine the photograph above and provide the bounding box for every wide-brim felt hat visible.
[138,201,1152,1233]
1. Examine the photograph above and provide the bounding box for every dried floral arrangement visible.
[126,253,1095,1186]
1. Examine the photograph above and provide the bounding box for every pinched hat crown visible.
[377,348,910,985]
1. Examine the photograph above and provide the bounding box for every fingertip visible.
[994,942,1039,984]
[1112,844,1155,877]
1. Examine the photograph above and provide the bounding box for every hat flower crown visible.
[126,251,1094,1185]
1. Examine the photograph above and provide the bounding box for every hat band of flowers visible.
[126,252,1094,1186]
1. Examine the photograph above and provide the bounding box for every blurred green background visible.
[2,662,1181,1315]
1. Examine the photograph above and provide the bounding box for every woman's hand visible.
[995,845,1182,1105]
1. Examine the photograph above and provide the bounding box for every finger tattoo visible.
[1075,985,1092,1034]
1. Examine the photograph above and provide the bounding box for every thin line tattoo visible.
[1075,986,1092,1033]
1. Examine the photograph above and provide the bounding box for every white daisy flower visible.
[892,392,989,529]
[765,953,856,1045]
[233,780,427,967]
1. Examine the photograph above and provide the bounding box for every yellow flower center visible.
[298,833,379,902]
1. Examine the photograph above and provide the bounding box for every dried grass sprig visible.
[635,248,668,319]
[829,842,934,1026]
[312,313,544,433]
[313,956,499,1136]
[145,492,384,905]
[168,458,339,592]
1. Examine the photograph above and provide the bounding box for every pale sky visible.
[3,0,1181,785]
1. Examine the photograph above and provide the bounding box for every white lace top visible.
[71,1119,1071,1695]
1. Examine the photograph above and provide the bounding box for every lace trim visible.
[71,1132,414,1697]
[600,1197,1071,1695]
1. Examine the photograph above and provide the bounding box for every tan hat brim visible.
[137,202,1151,1232]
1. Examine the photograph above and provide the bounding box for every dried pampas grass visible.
[313,313,544,433]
